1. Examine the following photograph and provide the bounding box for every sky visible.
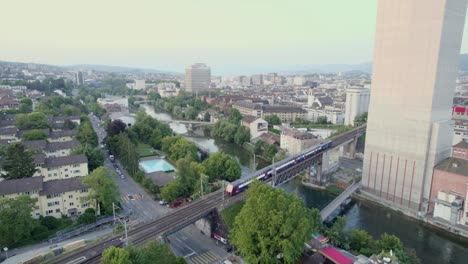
[1,0,468,75]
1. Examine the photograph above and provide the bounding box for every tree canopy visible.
[82,167,120,215]
[161,157,201,202]
[161,136,198,162]
[106,119,127,137]
[21,129,48,141]
[202,152,241,182]
[102,241,185,264]
[231,180,321,263]
[0,196,36,246]
[264,115,281,126]
[14,112,49,130]
[354,112,368,127]
[1,143,37,180]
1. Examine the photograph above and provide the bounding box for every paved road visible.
[168,225,231,264]
[89,113,170,223]
[339,157,363,171]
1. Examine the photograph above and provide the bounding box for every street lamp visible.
[3,247,8,259]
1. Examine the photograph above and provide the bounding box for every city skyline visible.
[1,0,467,75]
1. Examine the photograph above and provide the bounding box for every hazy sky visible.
[1,0,468,75]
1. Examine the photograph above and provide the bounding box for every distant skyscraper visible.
[344,87,370,126]
[185,63,211,94]
[251,74,263,86]
[75,71,84,86]
[362,0,467,213]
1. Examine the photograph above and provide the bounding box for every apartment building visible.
[280,128,320,155]
[0,177,92,218]
[33,154,88,181]
[241,115,268,139]
[262,105,307,123]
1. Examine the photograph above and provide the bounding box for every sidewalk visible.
[2,226,114,264]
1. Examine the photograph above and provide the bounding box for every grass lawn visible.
[136,142,155,158]
[221,201,245,229]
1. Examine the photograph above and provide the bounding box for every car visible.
[159,200,167,205]
[167,198,184,208]
[116,168,121,174]
[120,174,125,179]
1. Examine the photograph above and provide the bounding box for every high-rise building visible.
[362,0,467,213]
[185,63,211,94]
[344,88,370,126]
[75,71,84,86]
[251,74,263,85]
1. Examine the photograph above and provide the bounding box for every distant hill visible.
[65,64,180,75]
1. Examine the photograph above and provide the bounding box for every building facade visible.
[280,128,320,155]
[185,63,211,94]
[362,0,467,213]
[344,88,370,126]
[262,105,307,123]
[241,115,268,139]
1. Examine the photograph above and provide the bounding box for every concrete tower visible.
[362,0,467,214]
[307,89,315,108]
[344,88,370,126]
[185,63,211,94]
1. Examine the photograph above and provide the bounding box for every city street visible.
[89,113,170,223]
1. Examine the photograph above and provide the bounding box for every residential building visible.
[453,119,468,145]
[262,105,307,123]
[0,177,92,218]
[185,63,211,94]
[281,128,320,155]
[361,0,467,213]
[97,96,129,111]
[233,101,263,118]
[453,105,468,120]
[0,127,19,141]
[134,79,146,90]
[241,115,268,139]
[307,107,344,125]
[49,130,77,142]
[344,87,370,125]
[33,154,88,181]
[430,140,468,227]
[46,140,80,157]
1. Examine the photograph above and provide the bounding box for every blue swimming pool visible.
[139,159,175,173]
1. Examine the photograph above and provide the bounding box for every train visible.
[225,140,332,196]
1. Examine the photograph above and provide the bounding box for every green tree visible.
[264,144,278,162]
[1,143,37,180]
[160,180,182,203]
[234,126,250,145]
[376,233,403,252]
[22,129,48,140]
[73,145,104,172]
[19,97,33,113]
[254,140,264,155]
[0,196,36,246]
[14,112,49,130]
[77,208,97,224]
[202,152,241,182]
[106,119,127,137]
[348,229,374,255]
[228,108,242,125]
[231,181,321,264]
[82,167,120,215]
[203,112,210,122]
[316,116,328,124]
[63,119,77,130]
[128,241,186,264]
[265,115,281,125]
[325,216,349,249]
[354,112,368,127]
[102,246,132,264]
[161,136,198,162]
[77,121,98,147]
[40,216,60,230]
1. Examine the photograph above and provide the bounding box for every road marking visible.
[184,252,196,258]
[189,250,219,264]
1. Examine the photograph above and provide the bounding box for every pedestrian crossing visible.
[121,194,143,202]
[188,250,220,264]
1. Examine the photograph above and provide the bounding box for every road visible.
[88,113,170,223]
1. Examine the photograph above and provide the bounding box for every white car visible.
[159,200,167,205]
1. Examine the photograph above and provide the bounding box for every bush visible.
[31,225,49,240]
[133,170,144,183]
[40,216,60,230]
[78,208,97,224]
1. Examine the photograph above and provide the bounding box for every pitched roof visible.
[46,140,80,152]
[32,153,46,165]
[39,177,86,196]
[453,140,468,150]
[262,105,308,113]
[241,115,258,124]
[434,158,468,177]
[49,130,77,138]
[0,127,18,135]
[0,119,14,127]
[44,155,87,168]
[22,140,47,149]
[0,176,43,196]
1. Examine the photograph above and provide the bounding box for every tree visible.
[14,112,49,130]
[228,108,242,125]
[316,116,328,125]
[376,233,403,252]
[264,144,278,162]
[203,112,210,122]
[128,241,186,264]
[254,140,264,155]
[0,196,36,246]
[265,115,281,126]
[1,143,37,180]
[106,119,127,137]
[348,229,374,255]
[63,119,76,130]
[325,216,349,249]
[231,181,321,264]
[73,145,104,172]
[161,136,198,162]
[82,167,120,215]
[40,216,60,230]
[22,129,48,140]
[102,246,132,264]
[77,121,98,147]
[354,112,368,127]
[19,97,33,113]
[202,152,241,182]
[234,126,250,145]
[78,208,97,224]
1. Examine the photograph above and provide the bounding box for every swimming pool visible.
[139,159,175,173]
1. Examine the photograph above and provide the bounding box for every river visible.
[142,104,468,264]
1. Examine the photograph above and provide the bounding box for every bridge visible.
[160,119,214,126]
[49,125,365,264]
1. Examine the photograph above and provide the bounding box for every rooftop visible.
[0,176,43,196]
[22,140,47,149]
[40,177,86,196]
[242,115,259,124]
[453,140,468,150]
[435,157,468,177]
[44,155,87,168]
[49,130,77,138]
[46,140,80,152]
[262,105,307,113]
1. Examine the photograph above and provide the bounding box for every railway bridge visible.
[50,125,366,264]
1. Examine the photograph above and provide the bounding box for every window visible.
[74,170,80,173]
[69,202,74,206]
[46,210,53,215]
[47,193,60,199]
[69,195,73,199]
[55,209,60,213]
[64,168,68,172]
[73,164,79,167]
[54,173,57,176]
[81,188,88,193]
[81,203,88,208]
[55,201,59,205]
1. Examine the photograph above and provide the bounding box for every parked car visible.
[109,155,115,162]
[167,198,184,208]
[159,200,167,205]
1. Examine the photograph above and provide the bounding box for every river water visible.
[142,104,468,264]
